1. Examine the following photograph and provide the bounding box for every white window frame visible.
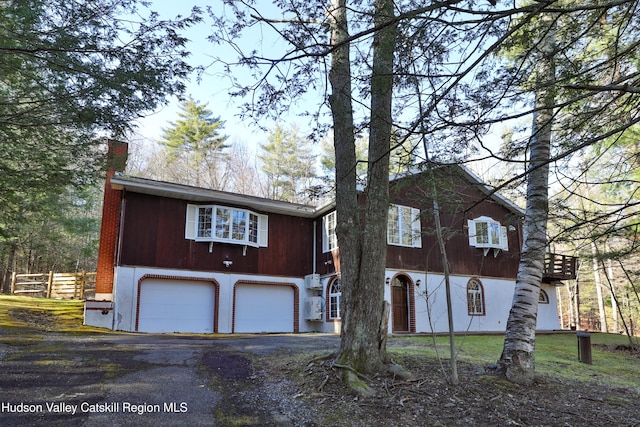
[185,204,268,247]
[322,211,338,253]
[387,204,422,248]
[467,278,485,316]
[467,216,508,256]
[328,278,342,320]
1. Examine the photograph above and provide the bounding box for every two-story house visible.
[84,142,576,334]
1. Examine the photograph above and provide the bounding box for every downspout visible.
[112,191,126,331]
[312,220,317,274]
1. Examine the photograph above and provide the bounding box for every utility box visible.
[577,331,592,364]
[304,297,323,321]
[304,274,321,290]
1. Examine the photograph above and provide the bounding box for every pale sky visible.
[132,1,319,149]
[131,0,512,185]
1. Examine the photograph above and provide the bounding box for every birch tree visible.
[497,11,556,385]
[489,0,640,383]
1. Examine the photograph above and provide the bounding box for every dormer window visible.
[467,216,508,256]
[185,204,268,247]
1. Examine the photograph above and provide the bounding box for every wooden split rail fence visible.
[10,271,96,300]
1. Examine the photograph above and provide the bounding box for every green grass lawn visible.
[0,294,105,333]
[391,333,640,389]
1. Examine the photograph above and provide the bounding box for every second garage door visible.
[234,284,294,333]
[138,278,216,333]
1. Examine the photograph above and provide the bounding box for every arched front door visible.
[391,276,409,332]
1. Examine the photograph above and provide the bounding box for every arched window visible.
[328,278,342,319]
[539,289,549,304]
[467,278,485,316]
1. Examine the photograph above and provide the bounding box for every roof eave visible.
[110,175,319,218]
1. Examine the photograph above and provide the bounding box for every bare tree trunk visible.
[327,0,399,394]
[418,101,458,383]
[618,259,640,309]
[592,242,608,332]
[618,260,640,338]
[497,12,555,386]
[575,274,581,329]
[598,253,634,346]
[355,0,396,366]
[605,245,618,332]
[565,281,575,329]
[2,240,17,294]
[432,196,459,384]
[327,0,361,372]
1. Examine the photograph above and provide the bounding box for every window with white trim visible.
[388,204,422,248]
[328,278,342,319]
[322,211,338,253]
[467,216,508,254]
[467,278,485,316]
[185,204,268,247]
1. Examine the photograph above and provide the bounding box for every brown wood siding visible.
[257,214,314,276]
[118,192,313,277]
[385,168,522,279]
[119,166,522,280]
[314,167,523,280]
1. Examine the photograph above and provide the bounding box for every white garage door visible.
[138,279,215,333]
[234,284,294,333]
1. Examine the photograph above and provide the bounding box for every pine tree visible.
[258,123,316,202]
[1,0,198,291]
[160,97,230,189]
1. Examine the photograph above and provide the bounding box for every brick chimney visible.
[94,140,128,301]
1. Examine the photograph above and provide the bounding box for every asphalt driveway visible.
[0,331,340,426]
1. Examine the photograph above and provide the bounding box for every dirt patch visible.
[201,349,316,425]
[193,343,640,426]
[251,352,640,426]
[9,308,58,331]
[594,343,640,358]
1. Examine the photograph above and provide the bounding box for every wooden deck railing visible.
[10,271,96,299]
[543,253,577,282]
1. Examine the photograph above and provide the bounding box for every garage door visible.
[138,279,215,333]
[234,284,294,333]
